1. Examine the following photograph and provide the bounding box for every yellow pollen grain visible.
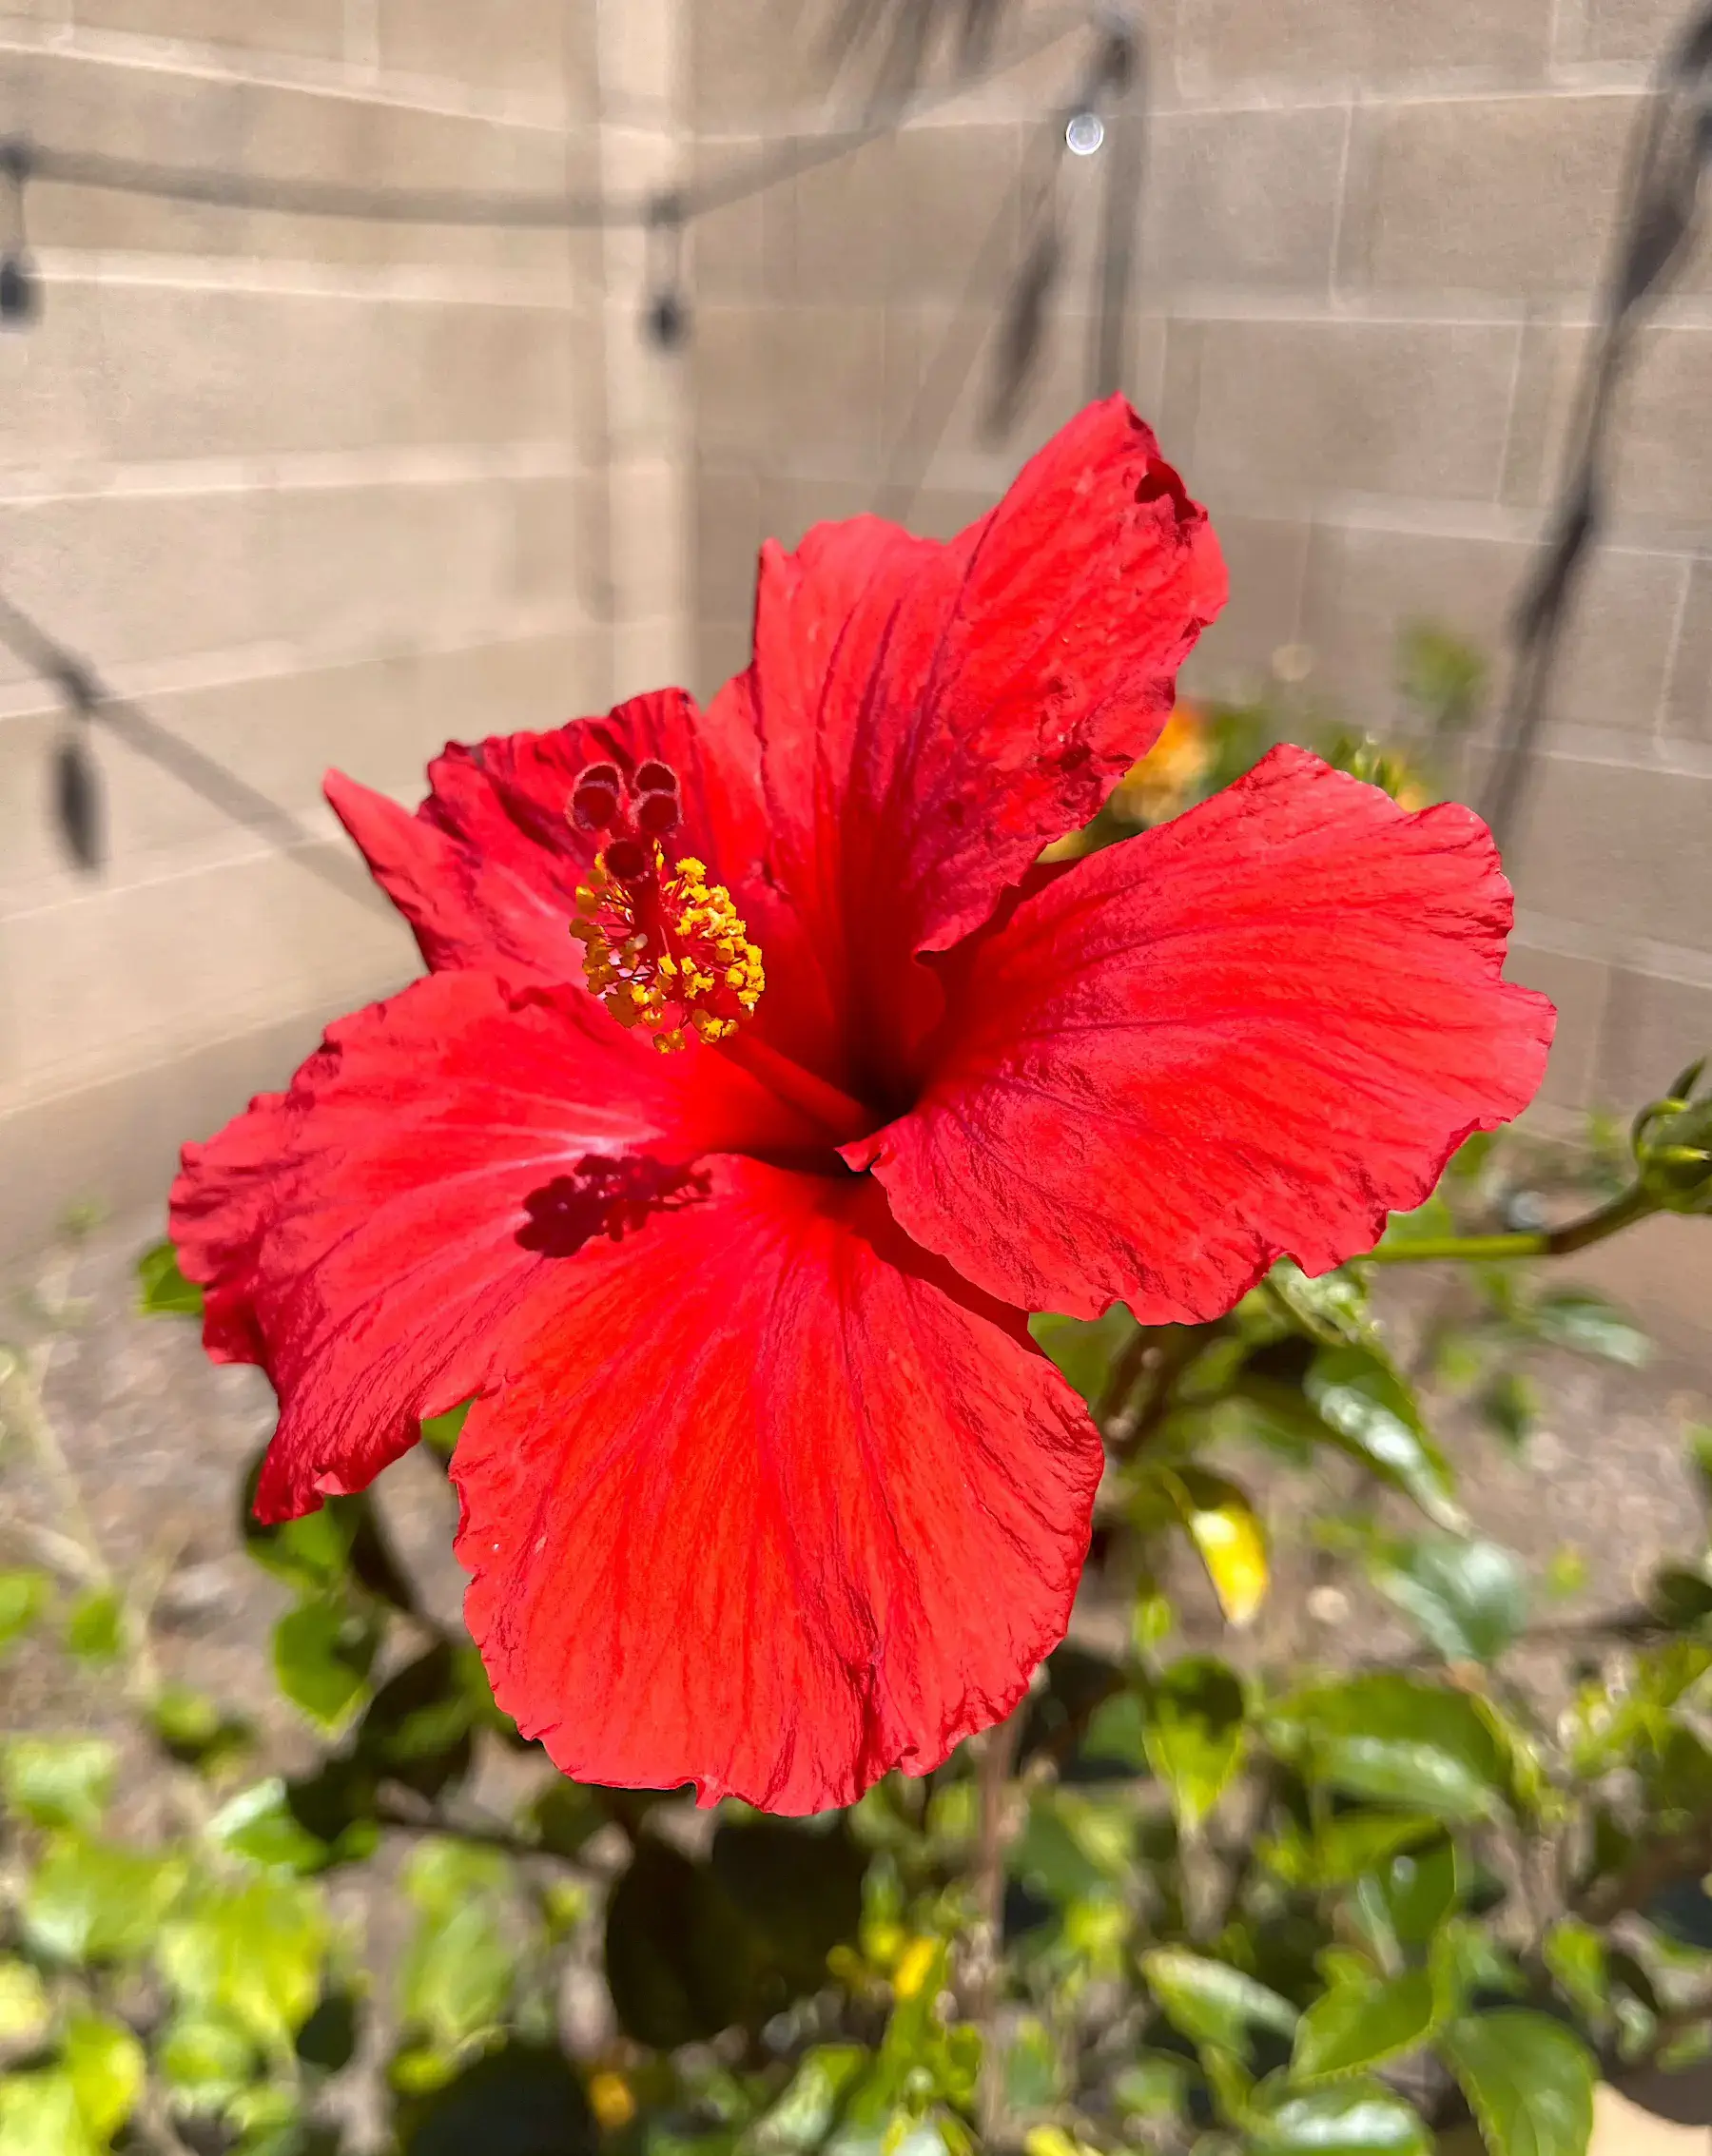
[569,846,765,1054]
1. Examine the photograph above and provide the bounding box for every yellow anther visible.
[569,847,765,1054]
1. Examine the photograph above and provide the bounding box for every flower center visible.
[567,759,766,1055]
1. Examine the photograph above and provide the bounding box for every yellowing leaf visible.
[1166,1468,1269,1627]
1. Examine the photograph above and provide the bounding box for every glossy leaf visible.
[1260,1811,1442,1891]
[1164,1467,1269,1626]
[1293,1970,1437,2084]
[1372,1537,1527,1664]
[1304,1346,1463,1529]
[1529,1290,1648,1367]
[355,1641,481,1798]
[1543,1921,1608,2029]
[1267,1675,1511,1819]
[1142,1655,1247,1831]
[1440,2010,1595,2156]
[272,1597,379,1732]
[1140,1947,1298,2056]
[206,1777,336,1875]
[136,1238,204,1317]
[1368,1834,1461,1947]
[1245,2076,1432,2155]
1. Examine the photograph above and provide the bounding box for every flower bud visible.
[1632,1057,1712,1214]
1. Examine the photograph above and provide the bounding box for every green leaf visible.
[136,1238,204,1316]
[1140,1947,1298,2056]
[1244,2076,1432,2155]
[1267,1675,1511,1819]
[354,1642,480,1798]
[754,2046,869,2153]
[1544,1921,1608,2029]
[1304,1346,1463,1529]
[399,1896,514,2050]
[0,1957,49,2045]
[2,1736,117,1830]
[272,1598,378,1732]
[1439,2010,1595,2156]
[1529,1289,1648,1367]
[1268,1260,1372,1342]
[397,2042,596,2156]
[206,1777,336,1875]
[1371,1537,1527,1664]
[419,1399,473,1459]
[158,1875,331,2049]
[64,1588,124,1665]
[1293,1971,1437,2084]
[1028,1306,1138,1408]
[0,1569,49,1659]
[1142,1655,1247,1831]
[1112,2053,1193,2126]
[22,1836,185,1963]
[0,2071,96,2156]
[1647,1564,1712,1629]
[1001,2018,1061,2112]
[1164,1466,1269,1626]
[1260,1811,1442,1891]
[158,2011,257,2110]
[1478,1370,1539,1450]
[710,1816,866,2006]
[1368,1835,1461,1947]
[403,1836,512,1916]
[62,2009,146,2143]
[149,1683,251,1774]
[1377,1195,1457,1253]
[604,1837,754,2049]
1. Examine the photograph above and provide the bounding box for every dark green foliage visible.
[10,1024,1712,2156]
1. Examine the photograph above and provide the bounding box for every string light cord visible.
[1477,0,1712,845]
[0,4,1094,237]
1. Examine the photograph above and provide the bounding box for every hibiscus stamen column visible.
[567,760,765,1055]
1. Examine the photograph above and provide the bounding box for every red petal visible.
[847,746,1555,1323]
[324,686,767,989]
[720,396,1226,1077]
[453,1156,1100,1813]
[169,971,808,1523]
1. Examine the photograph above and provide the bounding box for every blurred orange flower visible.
[1110,699,1213,824]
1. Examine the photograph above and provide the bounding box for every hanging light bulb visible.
[640,190,690,350]
[0,139,36,327]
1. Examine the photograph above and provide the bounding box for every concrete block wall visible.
[688,0,1712,1145]
[0,0,692,1255]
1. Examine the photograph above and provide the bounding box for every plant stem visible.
[970,1702,1025,2142]
[1364,1184,1655,1266]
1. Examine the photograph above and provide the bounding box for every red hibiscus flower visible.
[170,399,1553,1814]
